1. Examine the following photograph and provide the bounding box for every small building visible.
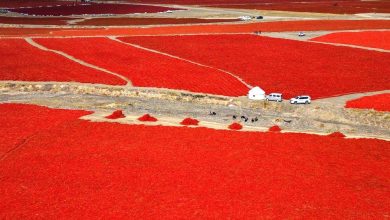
[248,86,265,100]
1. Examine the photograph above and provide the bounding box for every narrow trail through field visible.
[66,17,90,25]
[260,31,390,52]
[108,36,253,89]
[316,90,390,107]
[0,33,252,39]
[310,40,390,53]
[25,38,133,86]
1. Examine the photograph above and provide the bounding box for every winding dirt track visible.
[310,40,390,53]
[261,30,390,52]
[317,90,390,107]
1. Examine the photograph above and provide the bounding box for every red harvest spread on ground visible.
[0,103,389,219]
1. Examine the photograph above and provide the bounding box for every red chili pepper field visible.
[0,103,389,219]
[0,2,389,218]
[208,1,390,14]
[119,34,390,99]
[34,37,248,96]
[346,93,390,112]
[8,3,177,16]
[311,31,390,50]
[0,39,126,85]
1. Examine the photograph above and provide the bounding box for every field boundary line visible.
[309,40,390,52]
[24,38,133,86]
[0,33,253,39]
[108,36,253,89]
[0,135,36,162]
[0,119,78,163]
[316,90,390,107]
[256,33,390,52]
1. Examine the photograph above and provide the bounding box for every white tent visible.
[248,86,265,100]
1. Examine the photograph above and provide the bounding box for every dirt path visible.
[1,32,254,39]
[1,88,389,141]
[316,90,390,107]
[109,36,253,89]
[260,31,332,41]
[311,40,390,53]
[260,30,390,52]
[25,37,133,86]
[66,17,90,25]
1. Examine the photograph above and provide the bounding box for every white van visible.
[266,93,283,102]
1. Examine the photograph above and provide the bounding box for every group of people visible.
[209,111,259,123]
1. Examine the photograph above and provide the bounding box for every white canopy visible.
[248,86,266,100]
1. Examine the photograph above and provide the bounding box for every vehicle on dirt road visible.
[266,93,283,102]
[239,16,252,21]
[290,95,311,104]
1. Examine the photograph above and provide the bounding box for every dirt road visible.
[1,82,389,141]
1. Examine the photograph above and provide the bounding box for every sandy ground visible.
[317,90,390,107]
[260,29,390,41]
[1,83,389,141]
[259,30,390,52]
